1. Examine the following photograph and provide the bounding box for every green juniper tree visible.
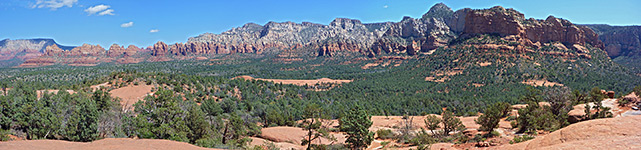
[339,105,374,150]
[65,95,99,142]
[424,114,441,136]
[300,104,335,150]
[475,102,509,136]
[133,87,190,142]
[441,109,465,136]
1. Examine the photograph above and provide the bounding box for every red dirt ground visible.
[109,84,154,110]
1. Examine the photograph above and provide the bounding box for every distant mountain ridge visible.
[0,38,74,67]
[150,3,602,58]
[0,38,75,51]
[0,3,632,68]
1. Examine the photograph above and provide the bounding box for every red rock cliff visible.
[463,6,603,49]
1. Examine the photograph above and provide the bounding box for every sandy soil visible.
[472,83,485,87]
[425,68,464,83]
[249,137,304,150]
[109,84,154,109]
[259,126,346,145]
[362,63,379,69]
[520,79,564,87]
[233,75,352,86]
[36,90,76,98]
[90,82,110,92]
[0,138,219,150]
[478,62,492,67]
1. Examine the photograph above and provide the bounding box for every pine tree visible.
[424,114,441,136]
[339,105,374,150]
[441,109,465,136]
[475,102,509,135]
[65,96,99,142]
[92,89,113,112]
[186,104,211,143]
[133,87,189,142]
[301,104,335,150]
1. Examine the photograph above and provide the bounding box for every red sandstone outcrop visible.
[108,44,141,57]
[45,44,64,56]
[586,25,641,58]
[152,41,169,56]
[45,43,105,56]
[68,44,105,56]
[107,44,125,57]
[463,6,603,50]
[316,40,363,56]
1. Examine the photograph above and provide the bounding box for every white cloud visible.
[33,0,78,10]
[85,4,114,16]
[120,22,134,28]
[98,9,114,16]
[383,5,388,9]
[150,29,159,33]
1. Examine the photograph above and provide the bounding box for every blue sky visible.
[1,0,639,48]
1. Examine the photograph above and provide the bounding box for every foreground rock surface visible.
[0,138,220,150]
[491,115,641,150]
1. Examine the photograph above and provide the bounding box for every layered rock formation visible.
[154,3,603,58]
[152,18,385,57]
[108,44,141,57]
[44,43,105,56]
[0,39,74,67]
[585,25,641,58]
[8,3,617,67]
[369,15,456,56]
[462,6,603,50]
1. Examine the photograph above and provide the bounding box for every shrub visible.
[509,135,534,144]
[505,116,516,121]
[376,129,395,139]
[409,129,436,147]
[0,129,10,141]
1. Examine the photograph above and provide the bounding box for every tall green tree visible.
[339,105,374,150]
[186,103,211,143]
[475,102,509,135]
[300,104,335,150]
[133,88,189,142]
[26,92,63,139]
[424,115,441,136]
[65,96,99,142]
[441,109,465,136]
[92,89,113,112]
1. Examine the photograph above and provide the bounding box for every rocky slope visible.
[6,3,617,67]
[151,3,604,58]
[462,6,602,49]
[152,18,383,57]
[0,38,74,67]
[492,115,641,150]
[583,25,641,71]
[585,25,641,58]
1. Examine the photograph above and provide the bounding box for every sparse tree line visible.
[368,85,618,149]
[0,66,632,149]
[0,72,380,149]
